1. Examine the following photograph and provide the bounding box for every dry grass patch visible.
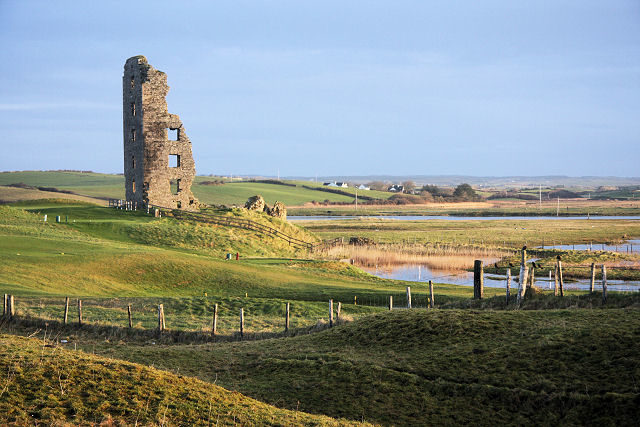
[323,243,510,270]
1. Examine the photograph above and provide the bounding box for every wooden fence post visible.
[354,295,357,306]
[9,295,15,317]
[285,302,289,332]
[506,268,511,303]
[590,263,596,293]
[529,266,535,289]
[63,297,69,324]
[602,265,607,304]
[212,303,218,336]
[329,299,334,327]
[557,257,564,297]
[239,308,244,338]
[473,260,483,299]
[127,304,133,328]
[337,302,341,320]
[3,293,7,316]
[554,265,559,296]
[517,264,529,306]
[158,304,165,333]
[77,299,82,325]
[516,246,529,304]
[389,295,393,311]
[406,287,412,309]
[429,280,435,308]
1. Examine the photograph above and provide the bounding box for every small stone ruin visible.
[245,195,266,211]
[244,195,287,220]
[269,201,287,220]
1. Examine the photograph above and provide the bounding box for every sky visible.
[1,1,639,177]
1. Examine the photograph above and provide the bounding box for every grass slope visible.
[0,187,106,205]
[0,171,124,199]
[0,334,364,426]
[87,308,640,426]
[4,202,631,305]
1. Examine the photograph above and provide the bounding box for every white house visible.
[388,184,405,193]
[357,184,370,190]
[324,181,349,188]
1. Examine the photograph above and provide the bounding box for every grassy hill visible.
[97,308,640,425]
[5,307,638,426]
[0,334,364,426]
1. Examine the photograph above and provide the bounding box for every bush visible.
[453,183,481,201]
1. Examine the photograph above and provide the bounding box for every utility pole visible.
[539,184,542,209]
[355,188,358,211]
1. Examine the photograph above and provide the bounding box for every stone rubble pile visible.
[244,195,287,220]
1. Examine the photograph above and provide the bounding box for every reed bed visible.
[324,243,512,270]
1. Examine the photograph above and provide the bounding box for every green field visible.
[1,200,639,425]
[0,170,124,199]
[193,180,359,206]
[0,171,395,206]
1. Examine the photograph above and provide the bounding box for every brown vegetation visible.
[324,243,511,270]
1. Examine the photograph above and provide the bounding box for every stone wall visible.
[123,56,199,210]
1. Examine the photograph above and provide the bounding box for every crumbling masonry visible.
[123,55,199,210]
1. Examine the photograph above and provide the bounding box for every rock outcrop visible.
[245,195,266,211]
[244,196,287,220]
[269,201,287,220]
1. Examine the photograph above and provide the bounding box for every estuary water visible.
[361,264,640,292]
[289,215,640,221]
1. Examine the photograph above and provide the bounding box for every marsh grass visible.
[324,243,511,270]
[304,216,640,248]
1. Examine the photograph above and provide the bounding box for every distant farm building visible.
[388,184,404,193]
[357,184,370,190]
[323,182,348,188]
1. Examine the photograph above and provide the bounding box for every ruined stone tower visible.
[123,55,198,210]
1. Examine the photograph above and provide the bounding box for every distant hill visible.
[285,175,640,188]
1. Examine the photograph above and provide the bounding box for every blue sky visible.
[1,1,639,177]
